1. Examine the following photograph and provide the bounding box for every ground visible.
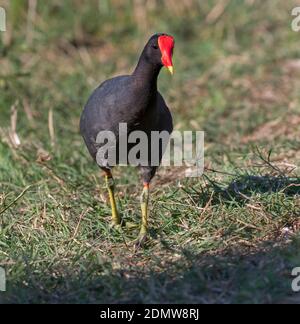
[0,0,300,303]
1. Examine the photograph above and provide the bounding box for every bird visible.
[80,33,174,246]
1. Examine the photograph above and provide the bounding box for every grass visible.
[0,0,300,304]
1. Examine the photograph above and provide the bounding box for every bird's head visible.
[144,33,175,75]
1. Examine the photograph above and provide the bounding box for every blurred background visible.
[0,0,300,304]
[1,0,299,143]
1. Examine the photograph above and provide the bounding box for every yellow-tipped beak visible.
[167,66,174,75]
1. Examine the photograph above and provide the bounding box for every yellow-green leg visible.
[136,183,150,247]
[105,172,121,227]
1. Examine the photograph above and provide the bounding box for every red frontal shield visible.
[158,35,174,72]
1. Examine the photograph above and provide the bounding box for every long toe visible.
[134,233,148,250]
[109,221,123,231]
[124,221,139,230]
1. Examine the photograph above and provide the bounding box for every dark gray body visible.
[80,34,173,183]
[80,75,173,183]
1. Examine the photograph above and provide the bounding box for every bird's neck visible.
[132,56,162,91]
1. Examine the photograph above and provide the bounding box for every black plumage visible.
[80,34,173,181]
[80,33,174,245]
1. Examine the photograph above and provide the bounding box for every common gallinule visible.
[80,33,174,246]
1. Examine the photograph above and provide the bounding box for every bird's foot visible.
[109,220,123,231]
[110,219,138,230]
[134,232,148,250]
[124,221,139,230]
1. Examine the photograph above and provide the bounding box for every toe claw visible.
[124,221,139,230]
[134,234,148,250]
[109,222,122,231]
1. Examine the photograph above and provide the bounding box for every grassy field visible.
[0,0,300,304]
